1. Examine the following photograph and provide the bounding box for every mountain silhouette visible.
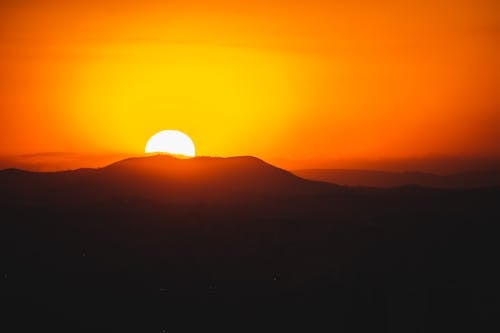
[0,155,335,204]
[2,155,499,332]
[293,168,500,188]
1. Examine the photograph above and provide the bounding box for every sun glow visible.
[145,130,195,157]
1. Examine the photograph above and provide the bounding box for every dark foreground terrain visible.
[1,156,499,332]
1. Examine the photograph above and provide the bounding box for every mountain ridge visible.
[293,168,500,188]
[0,155,337,204]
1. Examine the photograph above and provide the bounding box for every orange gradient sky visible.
[1,0,499,167]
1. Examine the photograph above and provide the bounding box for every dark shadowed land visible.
[293,169,500,188]
[2,155,499,332]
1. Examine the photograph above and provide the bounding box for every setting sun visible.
[145,130,195,157]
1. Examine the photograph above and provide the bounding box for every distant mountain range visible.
[2,156,498,209]
[293,168,500,188]
[2,153,500,188]
[0,155,335,204]
[3,154,500,331]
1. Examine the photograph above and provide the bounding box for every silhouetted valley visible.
[1,156,499,332]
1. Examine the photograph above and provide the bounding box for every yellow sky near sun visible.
[0,0,498,163]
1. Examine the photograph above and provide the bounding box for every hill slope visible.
[0,155,335,204]
[1,156,500,332]
[293,168,500,188]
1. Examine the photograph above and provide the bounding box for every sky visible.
[0,0,499,170]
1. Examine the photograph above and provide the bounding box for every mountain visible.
[0,155,335,204]
[293,168,500,188]
[2,155,500,332]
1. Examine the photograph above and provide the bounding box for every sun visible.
[145,130,196,157]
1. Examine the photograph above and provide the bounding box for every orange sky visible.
[1,0,499,167]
